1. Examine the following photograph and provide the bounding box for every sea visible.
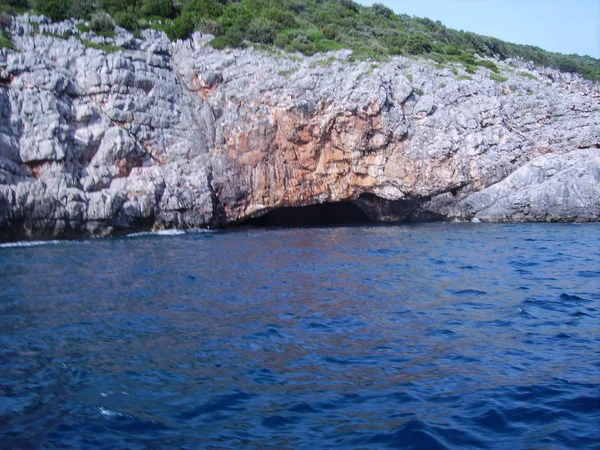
[1,223,599,449]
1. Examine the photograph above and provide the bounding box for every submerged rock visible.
[0,15,599,239]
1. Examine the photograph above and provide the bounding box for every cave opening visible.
[241,200,373,227]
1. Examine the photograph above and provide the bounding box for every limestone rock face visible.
[0,15,599,240]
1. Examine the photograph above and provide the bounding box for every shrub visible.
[489,72,507,82]
[196,18,222,36]
[165,12,195,40]
[306,28,323,42]
[211,27,244,48]
[486,37,508,59]
[113,11,138,30]
[445,42,460,55]
[557,57,577,73]
[0,10,11,30]
[338,0,358,13]
[183,0,222,19]
[321,24,337,40]
[477,59,498,72]
[246,17,276,44]
[350,45,386,61]
[287,34,315,55]
[209,35,227,49]
[89,12,114,32]
[261,8,296,30]
[76,22,90,32]
[70,0,95,19]
[1,0,28,10]
[518,71,537,80]
[371,3,392,18]
[219,2,253,33]
[140,0,174,19]
[288,2,306,14]
[101,0,128,14]
[274,31,289,48]
[0,30,15,49]
[316,39,342,51]
[406,34,432,54]
[35,0,70,22]
[457,52,475,66]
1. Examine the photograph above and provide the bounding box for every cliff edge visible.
[1,15,599,240]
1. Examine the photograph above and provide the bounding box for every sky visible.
[356,0,600,58]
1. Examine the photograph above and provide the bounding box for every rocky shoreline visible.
[0,14,599,241]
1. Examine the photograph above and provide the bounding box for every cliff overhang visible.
[0,15,599,241]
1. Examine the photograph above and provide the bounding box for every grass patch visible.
[97,30,116,38]
[457,75,473,81]
[518,71,537,80]
[319,39,343,52]
[278,68,297,76]
[0,31,15,50]
[42,31,69,39]
[465,64,477,74]
[310,56,337,68]
[490,72,508,82]
[415,87,424,96]
[76,23,90,33]
[81,39,121,53]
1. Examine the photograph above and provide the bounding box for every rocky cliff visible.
[1,15,599,240]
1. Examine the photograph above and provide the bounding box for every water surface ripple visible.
[1,223,599,449]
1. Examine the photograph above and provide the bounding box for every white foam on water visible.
[186,227,218,234]
[98,406,126,418]
[126,229,187,238]
[0,240,65,249]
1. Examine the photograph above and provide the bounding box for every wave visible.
[127,228,216,238]
[0,240,72,249]
[126,229,187,238]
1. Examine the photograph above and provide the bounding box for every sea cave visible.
[241,200,374,227]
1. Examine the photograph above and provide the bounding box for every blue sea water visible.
[0,223,599,449]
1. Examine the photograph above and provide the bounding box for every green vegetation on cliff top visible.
[1,0,599,81]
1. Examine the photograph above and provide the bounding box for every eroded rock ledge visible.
[1,15,599,240]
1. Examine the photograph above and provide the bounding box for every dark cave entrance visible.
[242,200,373,227]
